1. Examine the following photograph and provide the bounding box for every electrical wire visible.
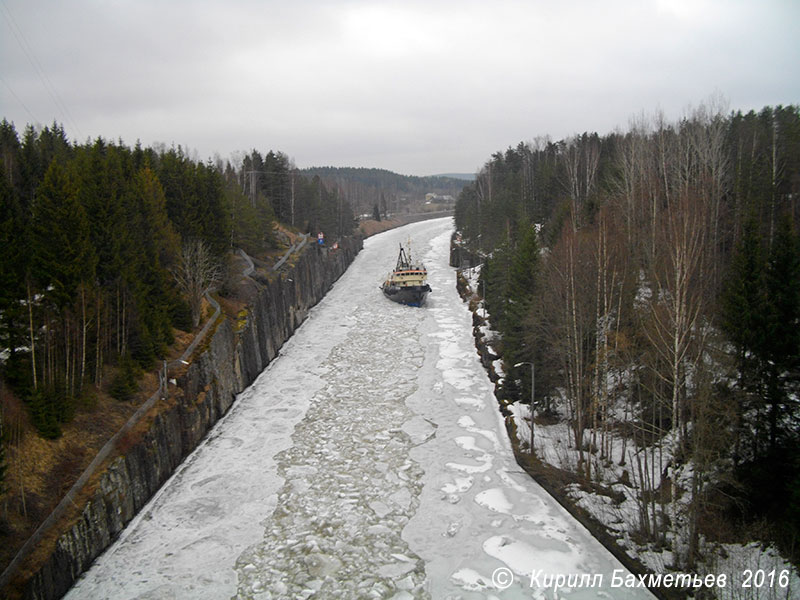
[1,0,83,139]
[0,74,38,124]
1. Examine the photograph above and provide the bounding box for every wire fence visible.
[271,233,309,272]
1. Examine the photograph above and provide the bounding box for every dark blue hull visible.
[382,284,431,307]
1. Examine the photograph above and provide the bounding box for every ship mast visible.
[396,243,410,270]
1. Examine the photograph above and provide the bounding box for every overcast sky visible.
[2,0,798,176]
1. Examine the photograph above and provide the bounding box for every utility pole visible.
[245,170,260,208]
[481,265,486,320]
[159,359,168,400]
[290,170,296,227]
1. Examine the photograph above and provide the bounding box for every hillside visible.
[453,103,800,588]
[0,124,359,586]
[433,173,476,181]
[300,166,465,217]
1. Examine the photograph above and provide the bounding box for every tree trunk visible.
[80,286,87,391]
[95,287,102,388]
[27,279,37,391]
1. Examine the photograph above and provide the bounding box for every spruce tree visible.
[764,215,800,369]
[501,225,540,402]
[193,161,229,256]
[0,163,32,393]
[763,215,800,450]
[30,160,96,309]
[479,238,512,323]
[29,388,62,439]
[0,166,24,342]
[123,168,179,364]
[720,215,767,388]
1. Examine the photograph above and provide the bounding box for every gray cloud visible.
[2,0,798,175]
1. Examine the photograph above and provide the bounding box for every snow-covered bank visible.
[67,218,654,599]
[402,227,654,599]
[458,261,800,600]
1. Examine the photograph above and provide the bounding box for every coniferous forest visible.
[301,166,464,218]
[2,100,799,588]
[0,120,355,459]
[454,102,800,570]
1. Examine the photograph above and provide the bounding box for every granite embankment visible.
[12,237,361,600]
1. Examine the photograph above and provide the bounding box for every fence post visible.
[159,360,167,400]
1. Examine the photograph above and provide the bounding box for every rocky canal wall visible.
[18,238,362,600]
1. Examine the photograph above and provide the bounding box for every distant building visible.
[425,193,455,205]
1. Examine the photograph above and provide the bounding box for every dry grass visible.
[0,247,264,594]
[217,294,247,322]
[245,223,304,264]
[0,224,340,593]
[168,328,195,360]
[0,353,203,595]
[0,318,205,579]
[0,384,135,569]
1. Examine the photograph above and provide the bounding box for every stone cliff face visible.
[23,239,362,600]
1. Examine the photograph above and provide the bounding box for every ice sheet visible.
[66,219,654,600]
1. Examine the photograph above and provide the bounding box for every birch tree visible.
[539,224,596,476]
[562,135,600,232]
[686,97,730,289]
[643,189,709,452]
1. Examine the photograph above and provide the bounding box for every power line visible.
[0,0,83,139]
[0,74,38,124]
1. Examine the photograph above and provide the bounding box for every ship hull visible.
[381,284,431,307]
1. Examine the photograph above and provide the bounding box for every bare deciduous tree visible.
[562,134,601,231]
[651,194,708,437]
[173,240,220,329]
[539,223,597,476]
[685,96,731,289]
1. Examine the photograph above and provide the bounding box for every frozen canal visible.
[67,218,654,599]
